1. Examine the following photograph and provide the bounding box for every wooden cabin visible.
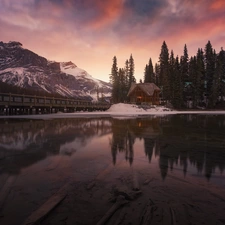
[127,83,161,105]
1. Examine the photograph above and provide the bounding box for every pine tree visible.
[96,86,99,101]
[210,48,225,108]
[189,56,197,107]
[110,56,118,84]
[217,48,225,106]
[144,58,154,83]
[118,68,127,102]
[154,63,160,87]
[173,56,182,108]
[128,54,136,88]
[124,59,129,87]
[144,64,149,82]
[159,41,170,102]
[211,51,221,107]
[124,59,130,102]
[110,56,119,103]
[180,44,189,107]
[204,41,216,107]
[169,50,175,103]
[194,48,205,107]
[148,58,155,83]
[181,44,189,81]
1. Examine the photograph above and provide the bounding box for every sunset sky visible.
[0,0,225,82]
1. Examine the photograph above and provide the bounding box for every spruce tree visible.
[217,48,225,106]
[209,50,221,108]
[144,64,149,83]
[124,59,130,102]
[149,58,155,83]
[110,56,119,103]
[118,68,127,102]
[204,41,216,107]
[154,63,160,87]
[169,50,175,103]
[124,59,129,86]
[189,56,197,107]
[144,58,154,83]
[159,41,170,102]
[180,44,189,107]
[195,48,205,107]
[173,56,182,108]
[181,44,189,81]
[128,54,136,88]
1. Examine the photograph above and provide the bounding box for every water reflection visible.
[158,115,225,180]
[110,117,161,165]
[0,118,112,175]
[0,115,225,181]
[110,115,225,180]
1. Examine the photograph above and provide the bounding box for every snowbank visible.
[107,103,145,113]
[107,103,173,114]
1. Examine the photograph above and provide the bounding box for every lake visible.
[0,114,225,225]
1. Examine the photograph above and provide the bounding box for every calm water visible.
[0,114,225,224]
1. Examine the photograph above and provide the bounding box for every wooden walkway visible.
[0,93,111,115]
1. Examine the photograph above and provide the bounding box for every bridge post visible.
[5,105,8,115]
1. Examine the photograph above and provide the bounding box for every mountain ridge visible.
[0,41,112,101]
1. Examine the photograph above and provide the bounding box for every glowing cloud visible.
[0,0,225,82]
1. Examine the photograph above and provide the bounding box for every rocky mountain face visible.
[0,41,112,101]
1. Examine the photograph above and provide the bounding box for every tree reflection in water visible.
[110,117,160,165]
[110,115,225,180]
[0,115,225,181]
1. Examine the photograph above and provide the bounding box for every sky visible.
[0,0,225,83]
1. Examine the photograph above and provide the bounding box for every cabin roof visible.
[127,83,160,97]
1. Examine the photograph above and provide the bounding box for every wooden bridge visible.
[0,93,111,115]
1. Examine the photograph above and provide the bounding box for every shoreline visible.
[1,109,225,120]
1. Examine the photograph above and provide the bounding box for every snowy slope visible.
[0,41,112,101]
[59,61,111,101]
[60,62,102,86]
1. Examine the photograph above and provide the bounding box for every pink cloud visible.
[0,0,225,83]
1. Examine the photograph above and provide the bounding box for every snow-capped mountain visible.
[0,41,112,101]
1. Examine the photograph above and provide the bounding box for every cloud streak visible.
[0,0,225,82]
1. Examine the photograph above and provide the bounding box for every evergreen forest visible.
[110,41,225,109]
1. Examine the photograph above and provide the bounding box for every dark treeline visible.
[152,40,225,109]
[111,41,225,109]
[110,54,136,103]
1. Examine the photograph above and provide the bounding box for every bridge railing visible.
[0,92,111,110]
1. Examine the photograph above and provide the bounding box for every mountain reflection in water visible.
[0,115,225,181]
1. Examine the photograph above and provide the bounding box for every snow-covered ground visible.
[107,103,172,114]
[1,103,225,119]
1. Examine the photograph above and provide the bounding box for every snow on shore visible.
[107,103,172,114]
[1,103,225,119]
[107,103,225,115]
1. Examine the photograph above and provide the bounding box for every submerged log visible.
[97,196,128,225]
[170,207,177,225]
[139,198,156,225]
[108,207,127,225]
[22,183,68,225]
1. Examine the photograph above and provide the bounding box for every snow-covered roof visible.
[127,83,160,96]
